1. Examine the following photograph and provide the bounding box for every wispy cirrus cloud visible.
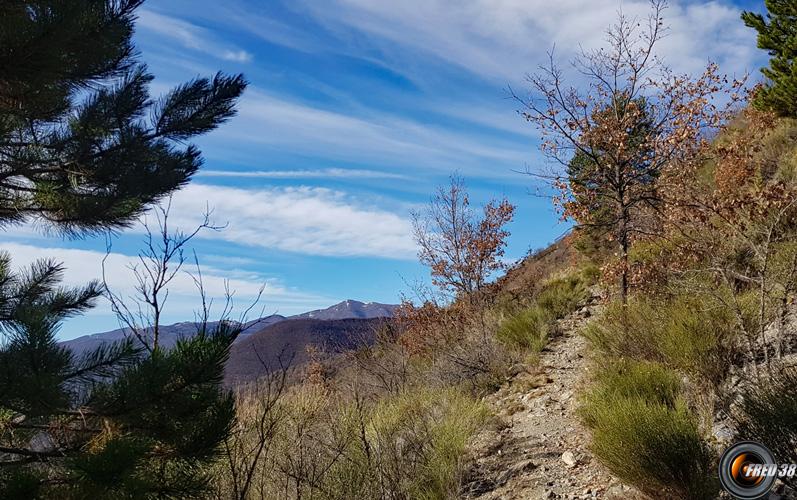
[299,0,759,82]
[137,9,253,63]
[203,89,531,177]
[160,183,416,259]
[198,168,408,180]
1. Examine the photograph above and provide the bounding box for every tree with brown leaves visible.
[412,175,515,299]
[658,109,797,377]
[516,0,744,302]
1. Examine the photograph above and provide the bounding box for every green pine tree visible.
[742,0,797,116]
[0,0,246,234]
[0,1,247,497]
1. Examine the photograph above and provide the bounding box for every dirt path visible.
[462,300,644,500]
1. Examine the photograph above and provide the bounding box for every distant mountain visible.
[293,300,398,321]
[225,317,388,384]
[61,315,286,355]
[61,300,396,357]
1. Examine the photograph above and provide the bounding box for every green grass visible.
[497,268,592,353]
[580,360,682,427]
[536,272,590,320]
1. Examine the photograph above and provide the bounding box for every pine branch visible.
[154,72,247,141]
[65,337,142,383]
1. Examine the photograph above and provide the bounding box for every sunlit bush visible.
[583,296,738,386]
[580,361,717,499]
[496,306,550,352]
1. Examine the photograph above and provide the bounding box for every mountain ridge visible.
[225,316,389,384]
[61,300,398,354]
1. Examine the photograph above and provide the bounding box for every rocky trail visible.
[462,298,644,500]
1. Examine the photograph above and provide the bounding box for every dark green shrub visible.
[496,306,550,352]
[583,297,737,386]
[743,1,797,117]
[581,361,717,499]
[735,368,797,468]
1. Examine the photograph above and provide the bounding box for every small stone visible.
[561,451,577,467]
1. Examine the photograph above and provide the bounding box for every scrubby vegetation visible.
[5,0,797,498]
[581,361,719,499]
[583,296,738,388]
[735,368,797,470]
[204,174,595,499]
[497,269,593,352]
[586,395,717,499]
[519,0,797,497]
[580,360,718,498]
[215,383,488,499]
[496,305,550,352]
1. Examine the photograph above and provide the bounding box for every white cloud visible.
[0,243,328,321]
[137,9,253,64]
[221,50,253,63]
[161,183,417,259]
[299,0,759,82]
[198,168,408,180]
[206,89,531,176]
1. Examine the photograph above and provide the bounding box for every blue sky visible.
[2,0,766,339]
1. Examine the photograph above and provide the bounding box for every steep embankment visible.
[463,293,643,499]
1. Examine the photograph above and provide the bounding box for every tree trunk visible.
[620,231,628,305]
[619,200,629,305]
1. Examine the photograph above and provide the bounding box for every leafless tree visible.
[102,197,267,352]
[220,354,293,500]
